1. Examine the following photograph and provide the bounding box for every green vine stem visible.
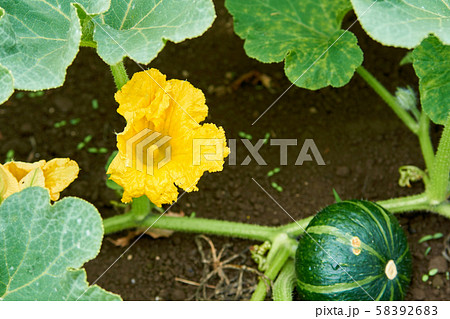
[272,259,296,301]
[418,112,435,173]
[379,195,449,218]
[103,191,450,241]
[427,114,450,204]
[103,210,279,242]
[378,193,430,213]
[277,216,313,236]
[110,61,129,90]
[356,66,419,134]
[250,242,291,301]
[435,203,450,218]
[79,40,97,48]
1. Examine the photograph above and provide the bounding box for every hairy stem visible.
[356,66,419,134]
[276,216,313,237]
[103,212,279,242]
[103,191,450,245]
[418,112,435,173]
[427,115,450,204]
[272,259,296,301]
[79,40,97,48]
[377,193,430,213]
[435,202,450,219]
[110,61,129,90]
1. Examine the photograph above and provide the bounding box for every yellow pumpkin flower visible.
[108,69,230,206]
[0,164,20,201]
[0,158,79,202]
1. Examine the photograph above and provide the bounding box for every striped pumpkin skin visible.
[295,200,411,301]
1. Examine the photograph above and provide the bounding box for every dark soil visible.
[1,0,449,300]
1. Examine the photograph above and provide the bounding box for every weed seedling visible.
[87,147,108,154]
[5,149,14,162]
[418,233,443,244]
[77,135,93,150]
[238,131,252,140]
[92,99,99,110]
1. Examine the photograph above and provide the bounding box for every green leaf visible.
[0,63,13,104]
[351,0,450,49]
[92,0,216,65]
[399,51,414,66]
[225,0,363,90]
[0,187,121,301]
[412,36,450,125]
[0,0,109,102]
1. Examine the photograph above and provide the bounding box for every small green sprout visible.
[28,91,44,98]
[92,99,99,110]
[271,181,283,192]
[5,149,14,162]
[418,232,443,244]
[77,135,93,150]
[190,212,196,218]
[87,147,108,154]
[422,274,429,282]
[14,91,45,100]
[262,132,270,144]
[238,131,252,139]
[433,233,443,239]
[54,120,67,128]
[446,272,449,281]
[70,118,81,125]
[428,268,438,277]
[424,246,431,256]
[84,135,93,143]
[55,118,81,128]
[267,167,281,177]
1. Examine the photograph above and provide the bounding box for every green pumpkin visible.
[295,200,412,300]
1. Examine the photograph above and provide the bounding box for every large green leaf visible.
[351,0,450,49]
[225,0,363,90]
[0,187,121,301]
[0,63,13,104]
[412,36,450,125]
[0,0,109,104]
[93,0,216,65]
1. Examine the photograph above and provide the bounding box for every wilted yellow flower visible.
[0,158,79,202]
[108,69,230,206]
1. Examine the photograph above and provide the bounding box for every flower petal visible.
[0,163,20,201]
[107,152,179,206]
[161,79,208,134]
[43,158,79,201]
[4,160,46,182]
[115,69,171,126]
[19,167,46,190]
[169,123,230,192]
